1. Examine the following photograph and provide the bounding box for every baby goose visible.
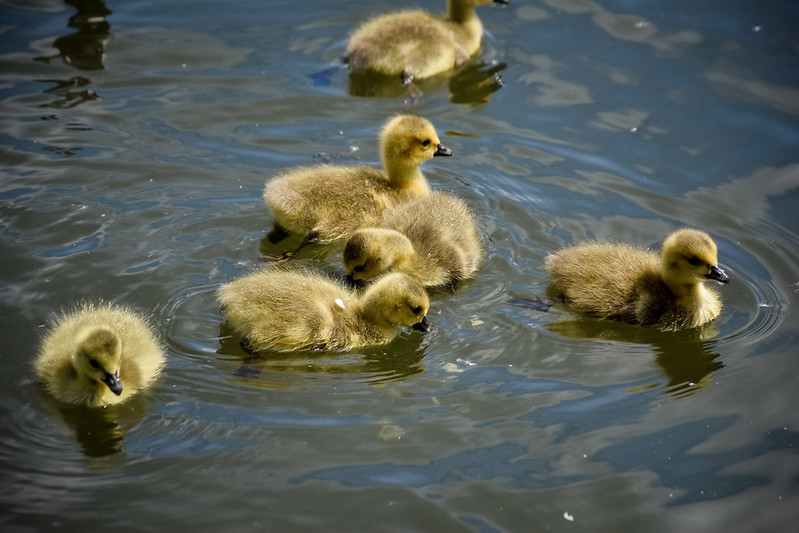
[35,302,165,407]
[545,229,730,331]
[343,190,483,289]
[217,269,431,352]
[347,0,509,84]
[263,115,451,253]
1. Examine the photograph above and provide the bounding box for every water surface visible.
[1,0,798,531]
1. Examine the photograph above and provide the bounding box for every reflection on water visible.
[43,393,149,458]
[347,60,506,107]
[544,317,724,398]
[31,0,110,110]
[225,344,428,387]
[37,75,98,109]
[542,0,702,54]
[218,320,428,387]
[34,0,112,70]
[2,0,799,530]
[506,291,727,397]
[159,280,430,386]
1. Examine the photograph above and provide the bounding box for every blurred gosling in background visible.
[347,0,509,84]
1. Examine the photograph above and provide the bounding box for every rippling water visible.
[2,0,798,531]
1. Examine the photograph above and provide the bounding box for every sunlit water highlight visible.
[1,0,797,531]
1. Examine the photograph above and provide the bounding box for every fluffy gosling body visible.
[263,115,451,245]
[545,229,730,330]
[347,0,509,82]
[217,269,431,352]
[343,190,483,288]
[35,302,165,407]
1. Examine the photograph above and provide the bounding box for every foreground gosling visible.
[343,190,483,289]
[217,269,431,352]
[35,302,165,407]
[545,229,730,331]
[347,0,509,83]
[263,115,451,249]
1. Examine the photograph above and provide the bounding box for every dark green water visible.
[1,0,798,531]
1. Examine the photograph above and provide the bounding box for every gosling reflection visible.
[44,394,149,458]
[347,61,506,106]
[653,339,724,398]
[448,60,506,106]
[37,76,98,108]
[217,322,426,386]
[35,0,112,70]
[544,317,724,397]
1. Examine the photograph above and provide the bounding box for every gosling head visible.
[661,229,730,287]
[343,228,415,281]
[361,272,431,332]
[380,115,451,171]
[73,326,124,396]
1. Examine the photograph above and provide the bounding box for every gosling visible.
[347,0,509,84]
[343,190,483,289]
[263,115,451,253]
[35,302,165,407]
[217,269,431,352]
[545,229,730,331]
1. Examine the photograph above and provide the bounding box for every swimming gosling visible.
[35,302,165,407]
[545,229,730,330]
[347,0,509,84]
[263,115,451,251]
[343,190,483,289]
[217,269,431,352]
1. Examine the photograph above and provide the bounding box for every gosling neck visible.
[447,0,479,24]
[662,262,702,299]
[72,368,107,406]
[383,157,431,194]
[356,296,396,333]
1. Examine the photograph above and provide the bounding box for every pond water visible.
[1,0,798,530]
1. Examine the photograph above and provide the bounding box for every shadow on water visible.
[34,0,112,71]
[33,0,111,109]
[216,321,427,387]
[41,393,149,459]
[544,317,724,398]
[1,0,796,528]
[258,231,328,262]
[346,60,506,107]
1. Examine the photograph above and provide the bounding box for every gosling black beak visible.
[433,143,452,157]
[493,0,510,4]
[412,315,431,333]
[706,265,730,284]
[102,371,123,396]
[344,273,363,289]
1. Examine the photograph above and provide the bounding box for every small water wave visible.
[154,282,223,357]
[155,281,430,389]
[711,266,789,352]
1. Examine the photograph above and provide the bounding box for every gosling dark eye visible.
[412,306,422,315]
[353,265,365,273]
[421,139,431,147]
[687,256,702,266]
[89,359,101,369]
